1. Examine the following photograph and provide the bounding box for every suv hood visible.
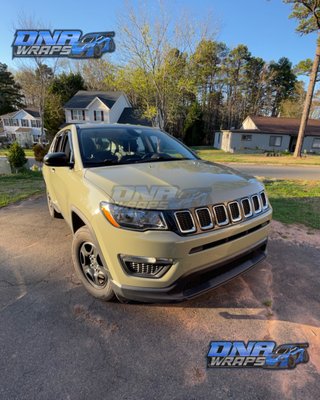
[84,160,263,210]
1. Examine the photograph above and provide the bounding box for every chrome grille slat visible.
[241,198,253,217]
[251,195,262,213]
[260,191,268,209]
[228,201,242,222]
[174,210,196,233]
[196,207,214,230]
[213,205,229,226]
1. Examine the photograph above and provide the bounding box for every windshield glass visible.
[78,126,197,167]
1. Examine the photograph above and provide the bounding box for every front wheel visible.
[72,226,114,301]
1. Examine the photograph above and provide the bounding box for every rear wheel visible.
[47,191,62,219]
[303,350,309,363]
[72,226,114,301]
[94,45,102,58]
[288,356,296,369]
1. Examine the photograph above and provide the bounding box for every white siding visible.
[241,116,258,130]
[87,98,110,123]
[230,132,291,152]
[109,94,131,123]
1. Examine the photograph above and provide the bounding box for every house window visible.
[217,133,221,144]
[9,119,19,126]
[71,110,85,121]
[31,120,41,128]
[269,136,282,147]
[3,119,9,126]
[21,119,29,127]
[94,111,104,121]
[241,134,252,141]
[312,138,320,149]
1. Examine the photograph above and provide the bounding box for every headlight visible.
[100,202,167,231]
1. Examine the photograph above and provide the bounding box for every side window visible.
[60,131,73,162]
[53,135,63,152]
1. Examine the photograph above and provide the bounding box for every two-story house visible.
[63,91,151,126]
[0,109,46,147]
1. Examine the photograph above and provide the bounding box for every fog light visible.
[119,255,173,278]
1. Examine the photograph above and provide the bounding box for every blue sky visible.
[0,0,317,72]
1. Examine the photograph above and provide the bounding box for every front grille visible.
[174,210,196,233]
[228,201,242,222]
[172,191,269,235]
[196,208,213,230]
[241,198,252,217]
[213,205,229,226]
[260,191,267,209]
[252,195,262,213]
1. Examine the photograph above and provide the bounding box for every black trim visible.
[111,240,268,303]
[189,221,270,254]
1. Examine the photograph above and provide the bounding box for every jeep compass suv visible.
[43,124,272,302]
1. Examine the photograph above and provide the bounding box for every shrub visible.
[7,142,27,172]
[33,143,49,163]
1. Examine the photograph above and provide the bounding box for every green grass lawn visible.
[0,171,45,208]
[264,180,320,230]
[195,148,320,166]
[0,148,34,157]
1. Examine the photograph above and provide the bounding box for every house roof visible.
[15,127,32,133]
[236,115,320,137]
[24,108,40,118]
[118,108,152,126]
[63,90,125,109]
[0,108,40,119]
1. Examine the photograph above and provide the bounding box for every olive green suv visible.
[43,124,272,302]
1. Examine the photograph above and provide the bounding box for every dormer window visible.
[94,111,104,121]
[71,110,85,121]
[21,119,29,127]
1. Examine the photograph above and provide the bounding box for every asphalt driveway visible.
[0,196,319,400]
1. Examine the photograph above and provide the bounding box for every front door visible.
[289,136,297,153]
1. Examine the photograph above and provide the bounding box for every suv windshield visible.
[78,126,197,167]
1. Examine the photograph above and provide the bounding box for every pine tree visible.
[0,63,24,114]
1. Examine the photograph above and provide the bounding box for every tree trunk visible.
[294,35,320,157]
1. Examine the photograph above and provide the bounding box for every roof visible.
[63,91,125,109]
[62,123,157,130]
[0,108,40,119]
[118,108,152,126]
[15,127,32,133]
[235,115,320,137]
[24,108,40,118]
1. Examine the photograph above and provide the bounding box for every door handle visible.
[51,168,56,173]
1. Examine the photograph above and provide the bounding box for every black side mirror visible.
[44,152,69,167]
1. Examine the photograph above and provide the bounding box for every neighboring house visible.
[63,90,151,126]
[214,115,320,154]
[0,109,46,148]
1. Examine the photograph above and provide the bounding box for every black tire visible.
[47,191,62,219]
[72,226,114,301]
[93,45,102,58]
[108,38,115,52]
[287,356,296,369]
[303,350,309,363]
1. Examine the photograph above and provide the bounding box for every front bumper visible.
[111,239,268,302]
